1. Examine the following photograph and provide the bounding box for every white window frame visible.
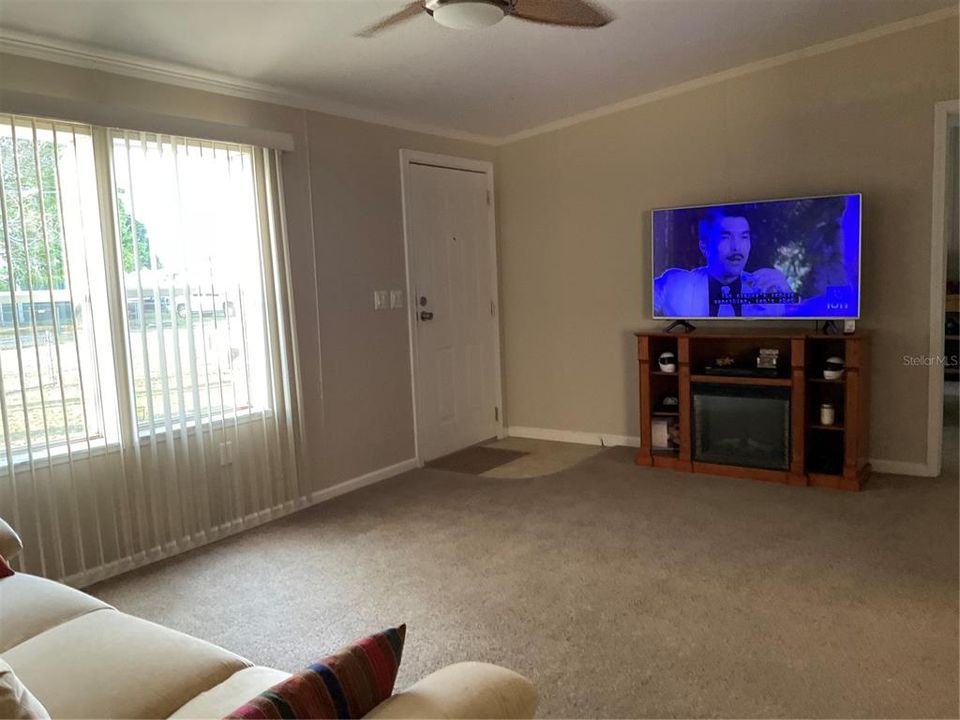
[0,117,276,472]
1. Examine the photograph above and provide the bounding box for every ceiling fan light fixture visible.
[430,1,506,30]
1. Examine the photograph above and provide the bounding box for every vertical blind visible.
[0,114,302,584]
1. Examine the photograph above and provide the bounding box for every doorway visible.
[929,100,959,476]
[942,112,958,466]
[400,150,503,463]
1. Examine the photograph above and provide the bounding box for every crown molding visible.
[0,28,502,146]
[499,6,960,145]
[0,5,955,148]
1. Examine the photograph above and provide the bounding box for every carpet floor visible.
[89,427,959,718]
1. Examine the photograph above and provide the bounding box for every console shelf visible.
[635,330,870,491]
[688,374,792,387]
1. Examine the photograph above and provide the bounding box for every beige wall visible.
[302,113,495,482]
[495,18,959,467]
[0,53,495,495]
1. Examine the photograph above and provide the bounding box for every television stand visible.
[664,319,696,334]
[634,329,871,491]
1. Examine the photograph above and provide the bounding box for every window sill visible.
[135,407,272,442]
[1,408,272,475]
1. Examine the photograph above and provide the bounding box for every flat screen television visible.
[651,194,861,320]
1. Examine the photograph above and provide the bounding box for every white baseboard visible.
[509,425,937,478]
[507,425,641,448]
[310,458,418,504]
[63,458,418,589]
[63,508,299,589]
[869,459,937,477]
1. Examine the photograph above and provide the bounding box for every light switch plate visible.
[374,290,388,310]
[390,290,404,309]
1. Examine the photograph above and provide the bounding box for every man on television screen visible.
[654,207,795,317]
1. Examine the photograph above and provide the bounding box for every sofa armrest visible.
[0,517,22,560]
[365,662,537,719]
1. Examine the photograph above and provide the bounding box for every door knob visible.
[419,311,434,321]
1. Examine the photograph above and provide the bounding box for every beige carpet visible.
[88,429,959,718]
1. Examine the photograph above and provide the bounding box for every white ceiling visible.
[0,0,953,140]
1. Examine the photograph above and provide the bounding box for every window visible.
[110,131,270,432]
[0,116,114,461]
[0,115,276,466]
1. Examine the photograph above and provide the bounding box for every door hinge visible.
[494,406,499,422]
[486,189,491,206]
[490,299,496,317]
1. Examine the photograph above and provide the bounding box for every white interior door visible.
[403,156,500,462]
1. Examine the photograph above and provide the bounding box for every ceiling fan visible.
[357,0,614,37]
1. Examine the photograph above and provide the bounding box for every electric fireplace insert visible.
[692,383,790,471]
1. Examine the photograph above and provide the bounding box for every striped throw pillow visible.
[225,625,405,720]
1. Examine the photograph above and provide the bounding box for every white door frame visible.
[399,149,504,465]
[925,99,959,477]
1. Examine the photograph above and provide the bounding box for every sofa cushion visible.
[225,625,406,720]
[3,609,251,719]
[170,668,291,719]
[364,662,538,720]
[0,659,49,719]
[0,518,22,560]
[0,572,111,652]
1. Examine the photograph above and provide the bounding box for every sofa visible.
[0,520,538,719]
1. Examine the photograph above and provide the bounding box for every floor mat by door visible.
[426,446,527,475]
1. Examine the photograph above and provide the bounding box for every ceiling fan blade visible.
[511,0,613,27]
[356,1,425,38]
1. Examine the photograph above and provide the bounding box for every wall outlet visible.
[374,290,388,310]
[219,441,233,466]
[390,290,404,309]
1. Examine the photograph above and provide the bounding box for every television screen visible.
[651,194,861,319]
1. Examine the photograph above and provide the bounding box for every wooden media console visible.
[635,330,870,491]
